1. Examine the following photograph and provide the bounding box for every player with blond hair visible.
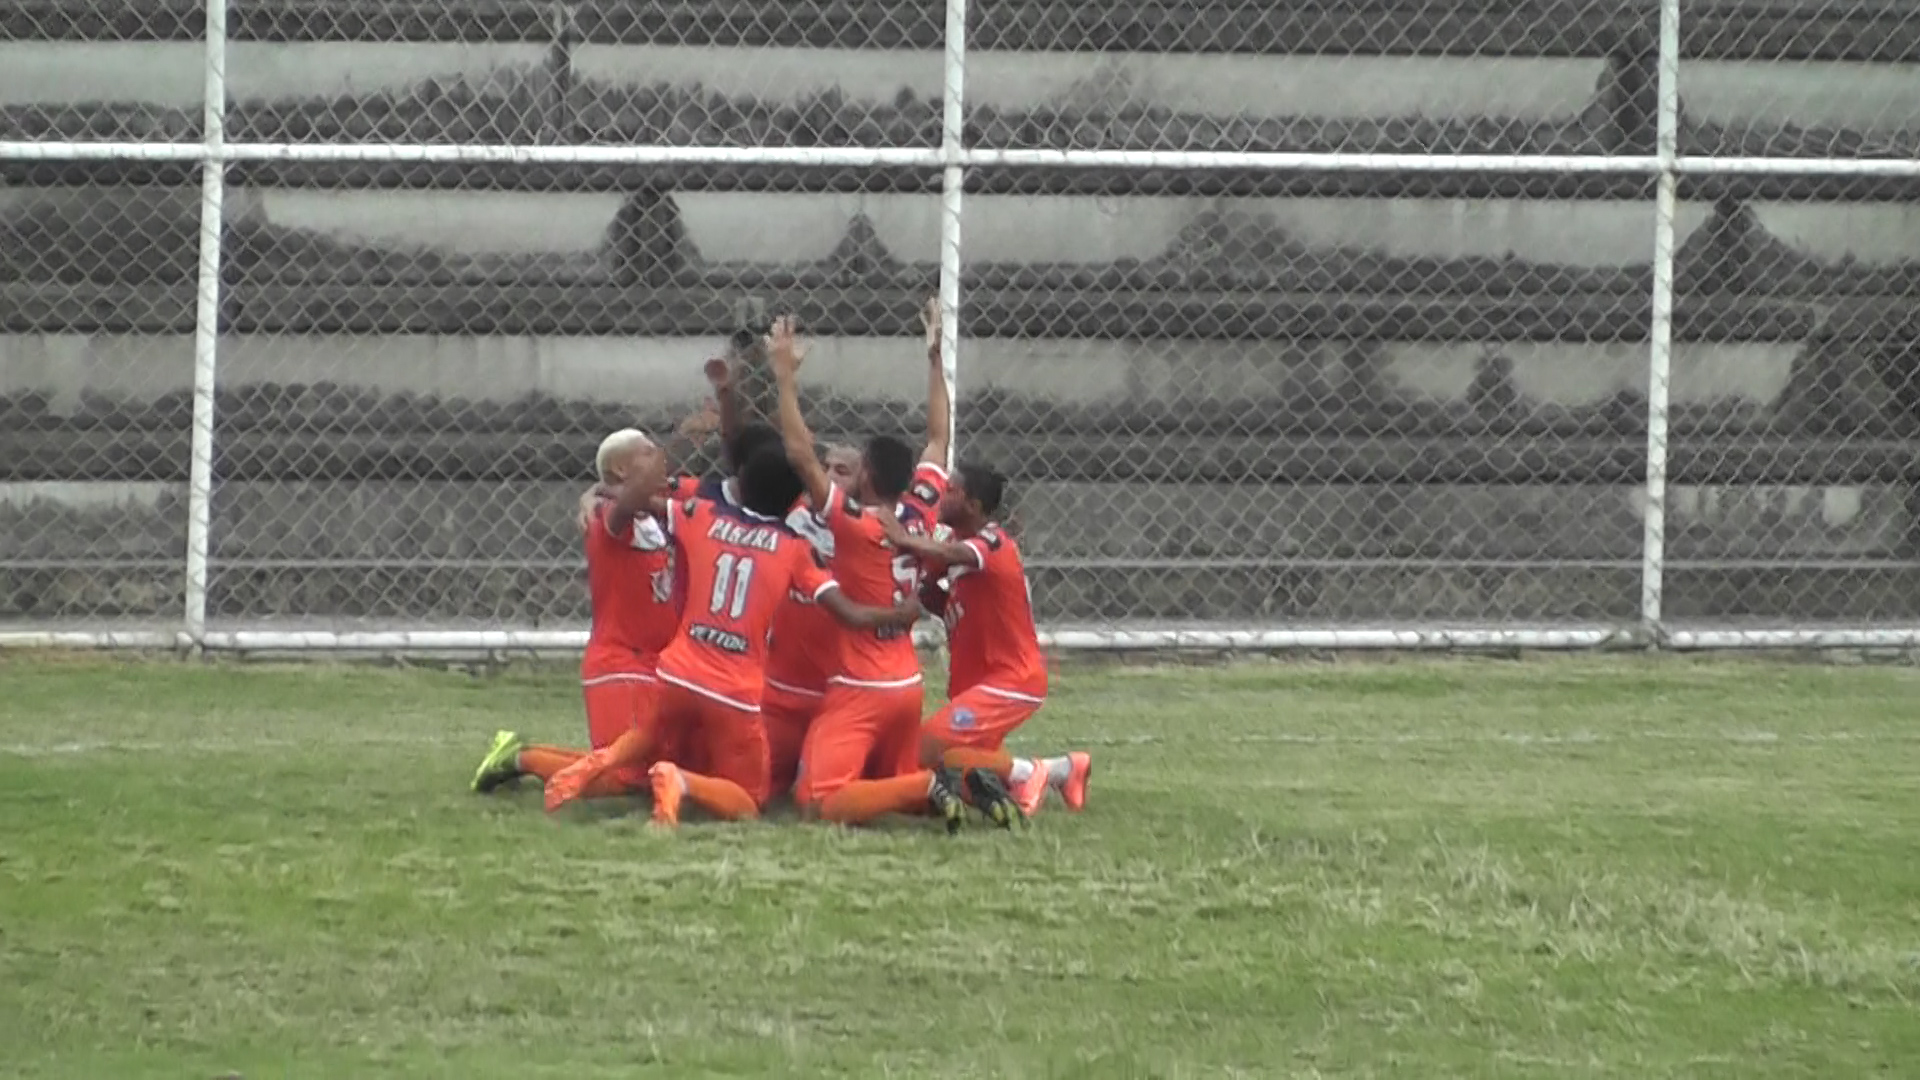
[470,427,681,797]
[542,444,945,824]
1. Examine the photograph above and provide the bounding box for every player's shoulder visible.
[975,522,1011,552]
[906,463,946,508]
[671,492,710,530]
[827,486,867,521]
[774,522,832,567]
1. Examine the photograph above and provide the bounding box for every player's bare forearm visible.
[772,365,833,509]
[660,421,711,481]
[819,588,922,631]
[919,296,951,467]
[886,526,977,570]
[715,376,744,448]
[699,351,745,462]
[575,484,606,534]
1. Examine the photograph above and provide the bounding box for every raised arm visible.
[817,585,923,631]
[766,314,834,510]
[710,341,750,451]
[918,296,951,468]
[575,483,607,534]
[655,395,720,477]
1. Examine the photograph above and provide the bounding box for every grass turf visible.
[1,652,1916,1078]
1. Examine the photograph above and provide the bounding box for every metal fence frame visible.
[3,0,1918,654]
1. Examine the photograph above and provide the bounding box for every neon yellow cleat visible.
[470,730,525,794]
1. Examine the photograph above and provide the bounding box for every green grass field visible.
[2,653,1917,1079]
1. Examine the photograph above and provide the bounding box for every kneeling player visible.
[765,306,993,827]
[544,448,943,826]
[471,428,684,796]
[882,463,1091,821]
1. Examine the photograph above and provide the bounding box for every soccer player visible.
[471,428,680,796]
[628,344,855,803]
[879,463,1092,819]
[705,351,855,801]
[761,441,872,798]
[767,306,1016,827]
[544,446,952,827]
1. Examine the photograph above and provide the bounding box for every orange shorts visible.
[793,682,923,807]
[762,683,825,804]
[654,680,772,808]
[922,686,1043,752]
[582,674,670,787]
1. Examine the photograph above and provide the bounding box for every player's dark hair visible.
[724,422,781,475]
[957,461,1006,517]
[863,434,916,501]
[738,446,805,519]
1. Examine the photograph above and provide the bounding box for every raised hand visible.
[703,355,733,391]
[767,314,804,381]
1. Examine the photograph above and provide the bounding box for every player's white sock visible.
[1007,758,1037,784]
[1042,756,1072,786]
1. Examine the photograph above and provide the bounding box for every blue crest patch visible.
[949,707,977,730]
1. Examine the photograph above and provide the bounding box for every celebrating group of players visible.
[468,301,1091,832]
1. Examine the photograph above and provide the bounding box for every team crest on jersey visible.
[909,480,940,506]
[949,706,976,730]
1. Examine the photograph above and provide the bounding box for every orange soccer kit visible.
[759,502,841,801]
[666,473,829,798]
[920,522,1091,817]
[515,497,683,795]
[547,494,838,819]
[923,521,1050,771]
[795,464,948,825]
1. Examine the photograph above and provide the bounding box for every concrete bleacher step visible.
[8,0,1919,62]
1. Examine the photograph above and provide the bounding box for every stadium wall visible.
[2,0,1918,650]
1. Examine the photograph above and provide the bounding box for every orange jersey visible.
[581,498,677,679]
[942,522,1047,700]
[822,463,947,688]
[765,502,841,696]
[654,495,837,711]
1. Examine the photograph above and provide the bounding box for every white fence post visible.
[183,0,230,647]
[1640,0,1683,643]
[937,0,969,473]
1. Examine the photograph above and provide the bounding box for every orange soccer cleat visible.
[1060,751,1092,811]
[648,762,686,827]
[1010,759,1052,818]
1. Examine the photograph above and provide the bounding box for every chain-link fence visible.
[3,0,1918,651]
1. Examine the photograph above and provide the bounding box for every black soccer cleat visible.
[962,767,1025,831]
[928,767,967,835]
